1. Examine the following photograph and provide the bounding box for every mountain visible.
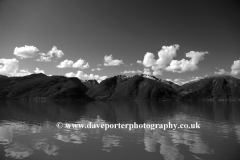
[1,73,240,101]
[82,79,99,90]
[161,79,180,91]
[0,73,91,100]
[86,74,178,100]
[178,75,240,101]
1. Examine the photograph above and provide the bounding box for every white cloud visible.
[143,44,179,69]
[121,70,143,74]
[36,53,51,62]
[14,45,39,59]
[153,70,162,76]
[213,59,240,76]
[130,63,133,66]
[36,46,64,62]
[230,59,240,76]
[98,76,108,82]
[56,59,74,68]
[231,70,240,76]
[142,44,180,74]
[214,68,228,75]
[156,44,180,67]
[166,51,208,73]
[0,58,19,76]
[143,52,156,67]
[56,59,89,69]
[182,76,203,84]
[141,45,208,75]
[48,46,64,58]
[143,68,151,75]
[167,78,185,85]
[92,68,102,71]
[65,71,107,82]
[104,55,123,66]
[137,60,142,64]
[34,67,45,74]
[72,59,90,69]
[97,64,102,66]
[16,69,32,76]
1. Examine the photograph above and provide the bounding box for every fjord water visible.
[0,101,240,160]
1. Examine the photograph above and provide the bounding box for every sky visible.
[0,0,240,85]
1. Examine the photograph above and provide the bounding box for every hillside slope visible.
[179,75,240,101]
[86,74,178,100]
[1,73,239,101]
[0,73,91,100]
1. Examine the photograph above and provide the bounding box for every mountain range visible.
[0,73,240,101]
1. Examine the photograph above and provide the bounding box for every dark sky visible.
[0,0,240,84]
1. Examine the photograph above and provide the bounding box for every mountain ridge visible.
[0,73,91,100]
[0,73,240,101]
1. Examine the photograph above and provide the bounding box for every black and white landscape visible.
[1,73,240,101]
[0,0,240,160]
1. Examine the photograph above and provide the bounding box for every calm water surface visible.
[0,100,240,160]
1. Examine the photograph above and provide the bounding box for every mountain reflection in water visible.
[0,100,240,160]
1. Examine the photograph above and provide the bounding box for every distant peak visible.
[140,74,159,81]
[84,79,99,84]
[116,75,130,78]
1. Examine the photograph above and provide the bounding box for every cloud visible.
[56,59,74,68]
[34,67,45,74]
[143,44,179,69]
[137,60,142,64]
[143,52,156,67]
[184,76,203,84]
[121,70,143,74]
[213,59,240,76]
[104,55,123,66]
[230,59,240,75]
[72,59,90,69]
[36,46,64,62]
[153,70,162,76]
[65,71,108,82]
[92,68,102,71]
[166,51,208,73]
[57,59,89,69]
[214,68,228,75]
[15,69,32,76]
[0,58,19,76]
[48,46,64,58]
[143,68,151,75]
[141,45,208,75]
[14,45,39,59]
[142,44,179,74]
[37,53,52,62]
[156,44,180,67]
